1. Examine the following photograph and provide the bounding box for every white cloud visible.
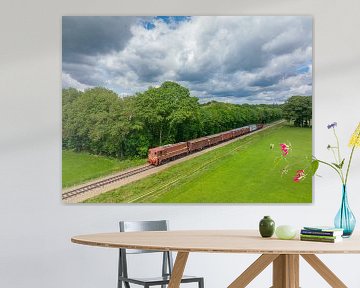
[62,16,312,104]
[62,72,92,91]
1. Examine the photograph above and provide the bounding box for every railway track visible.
[62,120,285,202]
[62,164,154,200]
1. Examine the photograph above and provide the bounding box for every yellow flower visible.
[349,122,360,147]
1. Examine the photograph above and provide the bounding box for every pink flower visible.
[280,143,289,156]
[293,169,305,182]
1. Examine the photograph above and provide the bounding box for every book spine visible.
[300,234,337,240]
[300,230,336,236]
[300,237,337,243]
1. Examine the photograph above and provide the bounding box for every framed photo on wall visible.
[62,16,313,203]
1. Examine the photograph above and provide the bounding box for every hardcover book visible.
[303,226,344,232]
[300,236,343,243]
[301,229,343,237]
[300,234,341,240]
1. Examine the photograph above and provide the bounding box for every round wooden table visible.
[72,230,360,288]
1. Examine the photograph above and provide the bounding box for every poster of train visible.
[62,16,313,203]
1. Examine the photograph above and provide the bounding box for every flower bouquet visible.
[273,122,360,236]
[311,122,360,236]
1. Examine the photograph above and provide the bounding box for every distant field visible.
[62,150,146,188]
[85,123,312,203]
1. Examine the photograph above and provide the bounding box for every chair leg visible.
[199,278,204,288]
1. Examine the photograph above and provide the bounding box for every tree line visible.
[63,81,285,158]
[282,96,312,127]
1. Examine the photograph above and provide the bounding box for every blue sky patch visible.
[143,16,191,30]
[155,16,191,23]
[296,65,310,73]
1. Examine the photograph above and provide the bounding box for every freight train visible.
[148,124,264,166]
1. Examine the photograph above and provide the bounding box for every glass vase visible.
[334,185,356,237]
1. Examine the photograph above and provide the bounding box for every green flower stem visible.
[316,159,344,184]
[345,129,360,185]
[345,145,356,185]
[332,128,345,180]
[330,148,338,164]
[333,128,342,163]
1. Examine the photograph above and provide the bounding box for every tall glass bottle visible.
[334,185,356,237]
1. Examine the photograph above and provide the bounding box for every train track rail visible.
[62,165,154,200]
[62,120,285,202]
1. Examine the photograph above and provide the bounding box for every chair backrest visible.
[119,220,169,254]
[118,220,174,282]
[120,220,168,232]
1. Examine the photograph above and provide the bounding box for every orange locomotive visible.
[148,142,188,166]
[148,124,264,166]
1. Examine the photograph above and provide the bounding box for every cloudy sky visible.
[62,16,312,104]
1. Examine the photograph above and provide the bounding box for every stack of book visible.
[300,226,344,243]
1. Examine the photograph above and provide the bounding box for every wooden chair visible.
[118,220,204,288]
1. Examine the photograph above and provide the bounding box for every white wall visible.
[1,0,360,287]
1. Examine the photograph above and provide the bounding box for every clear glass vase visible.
[334,185,356,237]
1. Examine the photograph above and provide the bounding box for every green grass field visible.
[85,123,312,203]
[62,150,146,188]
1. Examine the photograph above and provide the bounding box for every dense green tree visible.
[120,96,149,157]
[62,82,284,159]
[135,81,200,146]
[282,96,312,127]
[199,101,282,135]
[62,88,83,148]
[62,87,132,157]
[62,88,82,105]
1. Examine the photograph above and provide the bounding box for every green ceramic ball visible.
[275,225,297,240]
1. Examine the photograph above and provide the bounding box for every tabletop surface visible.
[71,230,360,254]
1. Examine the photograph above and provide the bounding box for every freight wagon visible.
[222,130,234,141]
[207,133,224,146]
[187,137,211,152]
[257,124,264,130]
[249,124,257,132]
[148,124,264,166]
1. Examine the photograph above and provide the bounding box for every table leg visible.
[272,254,299,288]
[228,253,348,288]
[168,251,189,288]
[228,254,279,288]
[301,254,347,288]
